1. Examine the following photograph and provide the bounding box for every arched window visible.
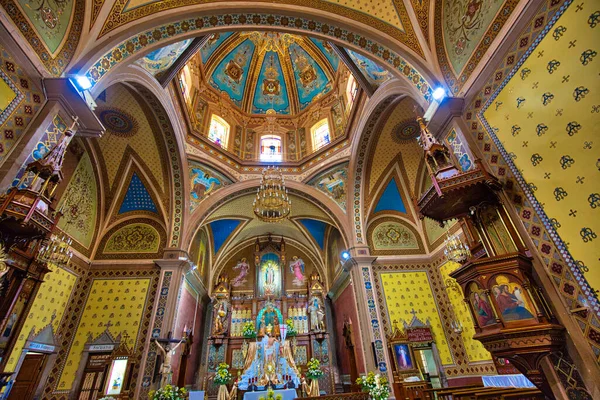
[260,135,283,162]
[208,114,229,148]
[346,75,358,110]
[311,118,331,151]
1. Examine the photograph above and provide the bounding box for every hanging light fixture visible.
[36,231,73,268]
[443,231,471,264]
[253,167,291,223]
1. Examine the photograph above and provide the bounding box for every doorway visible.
[413,347,441,389]
[77,353,111,400]
[7,352,47,399]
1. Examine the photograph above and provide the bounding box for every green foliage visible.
[306,358,323,380]
[242,321,257,338]
[214,362,233,385]
[285,318,297,336]
[148,385,187,400]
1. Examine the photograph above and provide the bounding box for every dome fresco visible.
[200,32,340,116]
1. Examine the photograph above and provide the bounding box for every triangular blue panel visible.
[209,219,242,254]
[374,179,406,214]
[119,173,157,214]
[298,219,327,250]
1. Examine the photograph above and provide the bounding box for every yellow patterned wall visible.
[381,272,453,365]
[57,278,151,390]
[482,2,599,289]
[440,262,492,363]
[5,263,78,371]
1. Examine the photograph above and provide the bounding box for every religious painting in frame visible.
[390,341,418,373]
[490,274,535,322]
[468,282,496,327]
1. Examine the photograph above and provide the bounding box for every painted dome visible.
[199,31,341,116]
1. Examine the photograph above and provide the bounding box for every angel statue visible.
[231,258,250,287]
[154,338,184,386]
[289,256,306,286]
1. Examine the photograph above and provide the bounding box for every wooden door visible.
[8,353,47,400]
[77,353,111,400]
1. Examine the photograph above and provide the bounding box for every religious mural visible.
[289,256,306,286]
[468,282,496,327]
[307,162,348,211]
[189,161,233,211]
[481,2,599,292]
[491,275,535,322]
[253,52,290,114]
[288,43,332,110]
[136,39,193,76]
[189,227,210,282]
[326,228,344,278]
[347,50,392,88]
[57,152,97,249]
[201,32,233,63]
[210,39,255,106]
[231,258,250,287]
[442,0,505,75]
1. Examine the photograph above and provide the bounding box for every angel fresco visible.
[289,256,306,286]
[231,258,250,287]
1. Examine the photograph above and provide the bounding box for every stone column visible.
[343,254,393,381]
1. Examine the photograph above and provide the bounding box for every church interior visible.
[0,0,598,399]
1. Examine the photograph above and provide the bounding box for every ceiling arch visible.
[72,8,437,104]
[182,178,352,250]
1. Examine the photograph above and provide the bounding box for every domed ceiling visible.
[199,31,340,116]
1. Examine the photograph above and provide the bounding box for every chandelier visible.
[37,232,73,268]
[443,231,471,264]
[253,167,291,223]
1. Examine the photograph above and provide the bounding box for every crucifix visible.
[154,331,186,386]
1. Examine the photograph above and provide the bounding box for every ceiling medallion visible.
[253,166,291,223]
[98,108,138,138]
[392,118,421,143]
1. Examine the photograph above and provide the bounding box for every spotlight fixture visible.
[432,87,446,101]
[71,75,93,91]
[341,250,350,260]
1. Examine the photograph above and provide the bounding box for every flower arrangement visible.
[356,372,390,400]
[214,362,233,385]
[148,385,187,400]
[306,358,323,380]
[242,321,257,338]
[285,318,297,336]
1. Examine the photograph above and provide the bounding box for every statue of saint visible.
[154,338,184,386]
[213,300,228,335]
[309,297,325,331]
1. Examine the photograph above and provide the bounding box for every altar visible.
[242,389,297,400]
[204,236,332,396]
